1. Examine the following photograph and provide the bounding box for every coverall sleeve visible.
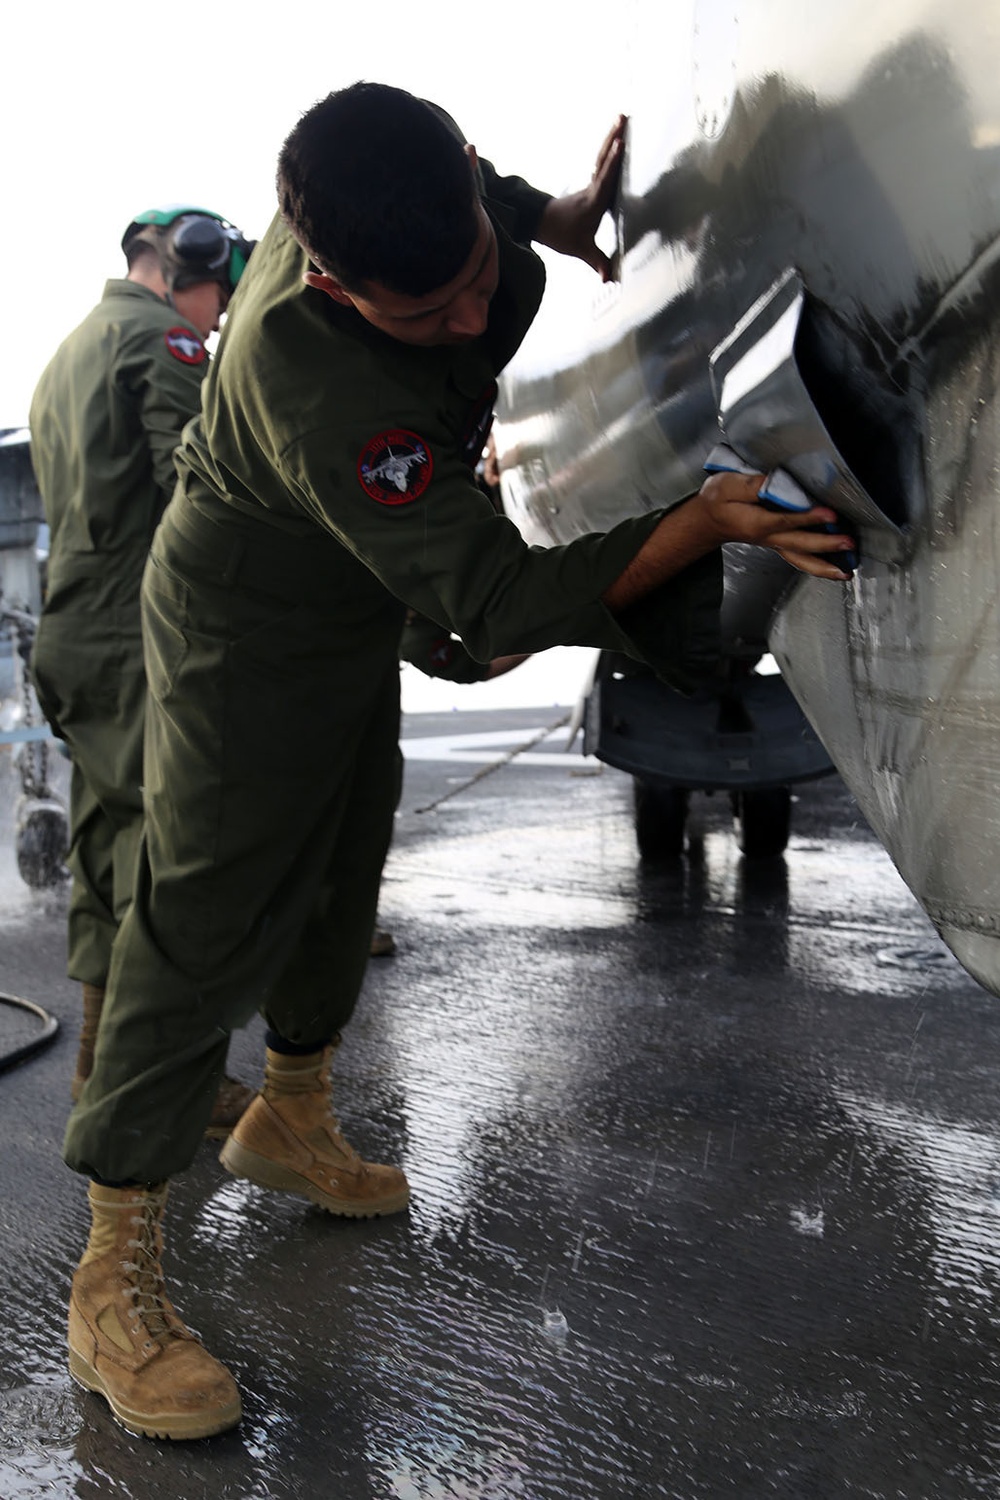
[477,158,552,247]
[279,414,722,695]
[400,612,491,683]
[119,327,207,503]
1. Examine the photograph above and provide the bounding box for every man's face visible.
[309,205,500,348]
[173,279,228,341]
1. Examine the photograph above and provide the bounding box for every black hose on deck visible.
[0,991,60,1073]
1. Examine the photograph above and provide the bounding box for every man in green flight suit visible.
[62,84,856,1442]
[30,206,257,1128]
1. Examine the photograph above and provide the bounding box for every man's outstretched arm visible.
[602,470,857,611]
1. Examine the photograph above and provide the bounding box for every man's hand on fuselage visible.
[534,114,627,281]
[602,471,857,613]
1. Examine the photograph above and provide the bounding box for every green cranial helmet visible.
[121,205,255,295]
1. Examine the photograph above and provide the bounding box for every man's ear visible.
[303,270,355,306]
[464,142,479,172]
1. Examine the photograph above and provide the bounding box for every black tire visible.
[15,801,69,889]
[734,786,792,859]
[633,780,689,859]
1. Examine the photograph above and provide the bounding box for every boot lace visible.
[313,1067,363,1165]
[121,1192,190,1348]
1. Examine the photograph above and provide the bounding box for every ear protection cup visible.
[122,206,255,294]
[171,215,230,273]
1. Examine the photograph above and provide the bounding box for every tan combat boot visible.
[68,1182,241,1440]
[219,1045,410,1217]
[70,984,254,1137]
[202,1074,257,1140]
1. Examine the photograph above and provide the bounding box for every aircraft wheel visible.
[15,799,69,889]
[733,786,791,859]
[633,780,689,859]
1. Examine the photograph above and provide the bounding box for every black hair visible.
[277,82,480,297]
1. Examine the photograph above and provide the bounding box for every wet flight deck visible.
[2,705,999,1498]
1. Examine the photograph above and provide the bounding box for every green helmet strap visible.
[131,204,225,231]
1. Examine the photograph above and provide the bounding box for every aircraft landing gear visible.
[2,602,70,889]
[15,796,69,889]
[590,657,831,870]
[632,779,793,860]
[633,780,689,859]
[731,786,792,859]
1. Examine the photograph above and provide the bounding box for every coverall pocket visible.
[142,551,190,702]
[32,613,133,721]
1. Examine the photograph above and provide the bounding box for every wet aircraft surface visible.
[494,0,1000,1001]
[2,707,999,1498]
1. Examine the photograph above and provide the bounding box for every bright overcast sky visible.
[2,0,628,427]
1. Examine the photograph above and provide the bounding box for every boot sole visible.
[218,1135,410,1218]
[68,1345,242,1441]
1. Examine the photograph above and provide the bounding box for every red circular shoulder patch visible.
[357,429,433,505]
[164,327,206,365]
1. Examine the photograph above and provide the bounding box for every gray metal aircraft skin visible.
[494,1,1000,999]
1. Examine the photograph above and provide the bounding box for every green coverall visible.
[401,613,492,684]
[65,157,721,1186]
[29,282,208,986]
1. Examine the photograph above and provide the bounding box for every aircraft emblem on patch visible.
[358,429,433,505]
[164,327,206,365]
